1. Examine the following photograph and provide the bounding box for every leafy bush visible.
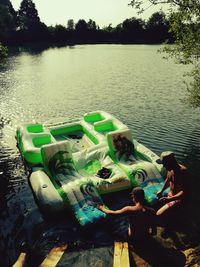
[0,43,8,59]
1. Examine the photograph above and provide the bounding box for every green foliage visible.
[0,3,16,42]
[0,0,172,45]
[53,24,68,41]
[114,14,170,43]
[147,11,168,30]
[75,19,88,32]
[184,67,200,107]
[147,11,171,42]
[122,17,145,32]
[120,17,146,42]
[0,42,8,59]
[87,19,97,31]
[17,0,49,42]
[67,19,75,30]
[129,0,200,107]
[18,0,40,30]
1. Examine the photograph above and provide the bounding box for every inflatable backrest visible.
[106,129,134,161]
[41,140,76,173]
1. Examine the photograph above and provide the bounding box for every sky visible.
[10,0,164,28]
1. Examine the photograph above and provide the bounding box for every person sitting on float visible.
[156,151,188,216]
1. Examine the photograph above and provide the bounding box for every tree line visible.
[0,0,173,46]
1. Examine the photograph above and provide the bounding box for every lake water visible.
[0,45,200,266]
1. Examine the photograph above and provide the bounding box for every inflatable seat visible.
[16,123,55,165]
[41,141,106,225]
[106,128,136,164]
[41,140,76,175]
[106,129,161,185]
[73,146,131,194]
[62,179,106,226]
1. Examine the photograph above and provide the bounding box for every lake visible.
[0,44,200,266]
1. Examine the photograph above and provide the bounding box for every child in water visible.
[98,187,156,240]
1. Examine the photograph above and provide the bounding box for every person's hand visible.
[96,203,104,211]
[156,190,163,198]
[159,197,169,203]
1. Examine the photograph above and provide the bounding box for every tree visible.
[67,19,75,30]
[75,19,88,33]
[146,11,171,43]
[53,24,67,42]
[75,19,88,41]
[0,0,17,43]
[87,19,97,31]
[17,0,49,42]
[18,0,40,30]
[121,17,145,42]
[129,0,200,107]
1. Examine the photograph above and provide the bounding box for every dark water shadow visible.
[24,216,115,267]
[8,43,75,56]
[160,206,200,247]
[28,244,114,267]
[129,236,186,267]
[20,190,132,266]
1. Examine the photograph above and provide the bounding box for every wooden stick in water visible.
[13,252,26,267]
[113,242,130,267]
[39,244,68,267]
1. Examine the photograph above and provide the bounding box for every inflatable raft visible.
[16,111,165,226]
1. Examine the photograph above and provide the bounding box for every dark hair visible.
[131,187,145,202]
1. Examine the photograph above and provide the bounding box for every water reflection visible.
[8,44,76,57]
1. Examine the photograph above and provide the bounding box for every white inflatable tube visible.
[29,170,65,212]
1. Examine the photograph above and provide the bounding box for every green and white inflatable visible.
[16,111,165,226]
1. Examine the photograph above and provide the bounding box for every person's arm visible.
[159,190,184,203]
[157,175,170,198]
[97,204,137,215]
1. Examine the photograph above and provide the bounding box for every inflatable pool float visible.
[16,111,165,226]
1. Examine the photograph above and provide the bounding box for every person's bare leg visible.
[13,252,26,267]
[156,203,171,216]
[128,224,131,237]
